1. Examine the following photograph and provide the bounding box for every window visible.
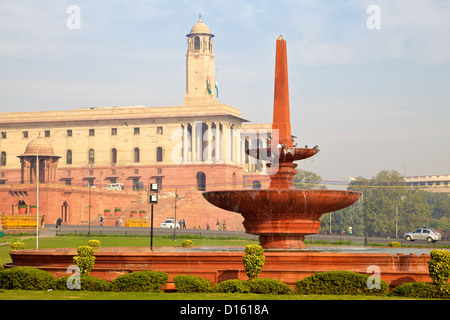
[67,130,72,137]
[111,148,117,165]
[157,168,162,174]
[156,177,163,190]
[194,36,200,50]
[134,169,139,175]
[196,171,206,191]
[134,148,140,163]
[111,128,117,135]
[45,130,50,137]
[252,180,261,190]
[88,170,94,176]
[134,127,140,135]
[1,132,6,139]
[157,126,163,134]
[66,150,72,165]
[89,129,95,136]
[23,131,28,139]
[0,152,6,166]
[156,147,163,162]
[88,149,95,165]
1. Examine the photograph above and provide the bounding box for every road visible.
[26,224,449,248]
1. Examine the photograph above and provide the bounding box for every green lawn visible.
[0,234,256,264]
[0,289,414,300]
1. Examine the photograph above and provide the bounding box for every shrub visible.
[9,241,25,252]
[243,244,265,280]
[52,275,112,291]
[294,271,388,295]
[0,266,54,290]
[112,271,168,292]
[88,239,101,248]
[428,249,450,287]
[181,240,193,248]
[388,281,450,299]
[213,279,250,293]
[247,278,292,295]
[73,246,95,276]
[174,275,212,293]
[388,241,401,247]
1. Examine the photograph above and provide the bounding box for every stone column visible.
[190,123,196,163]
[182,123,189,163]
[205,122,212,163]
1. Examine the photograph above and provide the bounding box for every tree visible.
[293,169,327,190]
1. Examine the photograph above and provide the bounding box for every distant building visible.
[405,174,450,193]
[0,17,272,230]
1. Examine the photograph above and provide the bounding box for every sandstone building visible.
[0,17,271,230]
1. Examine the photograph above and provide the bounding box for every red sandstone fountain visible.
[203,36,362,250]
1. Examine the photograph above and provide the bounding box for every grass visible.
[0,234,257,264]
[0,290,416,300]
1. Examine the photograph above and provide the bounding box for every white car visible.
[160,218,180,229]
[104,183,124,190]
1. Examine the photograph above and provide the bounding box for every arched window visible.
[194,36,200,50]
[156,147,163,162]
[252,180,261,190]
[196,171,206,191]
[66,150,72,165]
[111,148,117,164]
[1,151,6,166]
[88,149,95,165]
[134,148,140,163]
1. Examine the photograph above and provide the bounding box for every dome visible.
[189,16,211,35]
[20,136,58,157]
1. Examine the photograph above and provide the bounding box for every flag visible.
[215,80,219,98]
[207,77,212,95]
[349,176,356,182]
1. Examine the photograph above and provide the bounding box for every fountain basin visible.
[203,189,361,249]
[247,147,319,162]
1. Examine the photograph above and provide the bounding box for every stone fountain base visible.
[5,247,433,290]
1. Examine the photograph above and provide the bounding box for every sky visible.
[1,0,449,186]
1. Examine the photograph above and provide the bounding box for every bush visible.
[243,244,265,280]
[174,275,212,293]
[213,279,250,293]
[9,241,25,252]
[388,281,450,299]
[428,249,450,287]
[181,240,193,248]
[73,246,95,276]
[52,275,112,291]
[88,239,101,248]
[294,271,388,295]
[388,241,401,247]
[0,267,54,290]
[247,278,292,295]
[112,271,168,292]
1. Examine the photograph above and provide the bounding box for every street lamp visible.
[148,183,158,250]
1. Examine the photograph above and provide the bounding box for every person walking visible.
[216,219,220,230]
[99,216,103,227]
[40,215,45,229]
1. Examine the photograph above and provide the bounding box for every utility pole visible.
[173,188,178,241]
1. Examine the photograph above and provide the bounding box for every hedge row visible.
[0,267,448,298]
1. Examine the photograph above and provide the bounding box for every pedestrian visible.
[206,223,210,230]
[117,217,122,227]
[40,215,45,229]
[56,217,62,229]
[100,216,103,227]
[216,219,220,230]
[222,220,227,231]
[348,226,353,236]
[182,219,186,229]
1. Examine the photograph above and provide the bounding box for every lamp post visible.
[36,152,39,250]
[88,182,91,237]
[148,183,158,250]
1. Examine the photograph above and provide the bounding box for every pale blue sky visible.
[1,0,449,184]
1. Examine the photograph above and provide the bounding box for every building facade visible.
[0,18,270,230]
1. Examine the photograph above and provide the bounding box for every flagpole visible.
[36,151,39,250]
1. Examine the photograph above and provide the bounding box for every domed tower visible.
[17,135,61,184]
[184,16,217,105]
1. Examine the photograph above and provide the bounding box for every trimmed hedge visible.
[52,275,112,291]
[112,271,168,292]
[0,267,54,290]
[295,271,388,295]
[388,281,450,299]
[213,279,250,293]
[428,249,450,287]
[73,246,96,276]
[174,275,213,293]
[243,244,265,280]
[247,278,292,295]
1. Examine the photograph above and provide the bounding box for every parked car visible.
[404,228,442,243]
[160,218,180,229]
[104,183,124,190]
